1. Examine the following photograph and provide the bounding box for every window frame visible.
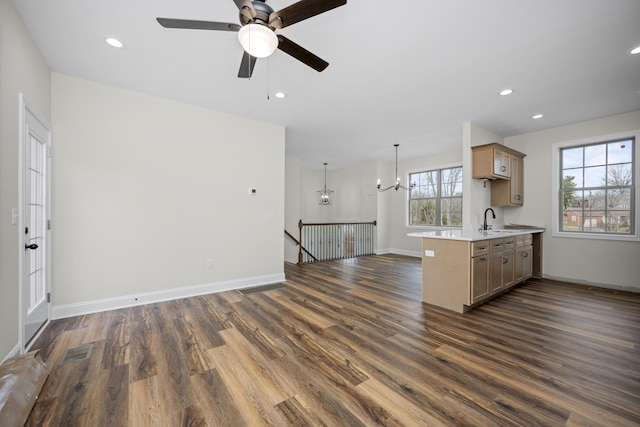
[552,130,639,241]
[406,164,463,228]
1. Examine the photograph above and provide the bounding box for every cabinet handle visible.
[503,256,508,264]
[523,252,529,258]
[516,194,521,200]
[500,165,507,172]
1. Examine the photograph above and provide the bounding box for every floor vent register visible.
[238,283,286,295]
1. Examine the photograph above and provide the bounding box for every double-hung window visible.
[557,133,636,239]
[409,166,462,227]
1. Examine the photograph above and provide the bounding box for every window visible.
[559,135,635,237]
[409,166,462,226]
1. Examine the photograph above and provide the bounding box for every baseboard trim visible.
[51,273,286,320]
[542,274,640,294]
[1,343,21,364]
[376,248,421,258]
[389,249,421,258]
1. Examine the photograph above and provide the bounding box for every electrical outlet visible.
[207,258,214,268]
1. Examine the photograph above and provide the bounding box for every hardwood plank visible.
[25,254,640,426]
[189,368,245,427]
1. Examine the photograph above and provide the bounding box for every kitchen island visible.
[409,228,544,313]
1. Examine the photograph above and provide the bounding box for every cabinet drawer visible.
[516,234,532,246]
[472,241,490,257]
[490,238,505,252]
[503,236,515,249]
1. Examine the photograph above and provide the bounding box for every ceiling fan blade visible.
[269,0,346,29]
[277,35,329,72]
[157,18,240,32]
[233,0,257,20]
[238,51,257,78]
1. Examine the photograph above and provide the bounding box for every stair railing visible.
[297,220,377,264]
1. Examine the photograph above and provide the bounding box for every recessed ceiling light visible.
[106,38,124,48]
[532,114,543,119]
[499,89,514,96]
[275,92,286,99]
[630,45,640,55]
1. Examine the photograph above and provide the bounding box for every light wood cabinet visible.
[491,249,514,293]
[472,144,512,179]
[472,238,514,303]
[493,149,511,178]
[472,142,526,206]
[419,232,541,313]
[515,234,533,282]
[489,238,514,295]
[471,255,490,303]
[470,240,490,303]
[492,154,524,206]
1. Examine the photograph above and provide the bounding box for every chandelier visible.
[317,162,334,205]
[377,144,415,192]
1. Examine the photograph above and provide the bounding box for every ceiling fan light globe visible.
[238,24,278,58]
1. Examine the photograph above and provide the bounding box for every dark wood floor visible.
[26,254,640,426]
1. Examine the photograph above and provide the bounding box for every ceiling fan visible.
[157,0,347,78]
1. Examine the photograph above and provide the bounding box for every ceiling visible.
[12,0,640,170]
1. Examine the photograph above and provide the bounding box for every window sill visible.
[553,230,640,242]
[405,225,462,231]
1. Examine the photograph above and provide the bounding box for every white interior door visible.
[20,95,52,351]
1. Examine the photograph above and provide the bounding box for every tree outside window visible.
[560,138,634,235]
[409,167,462,226]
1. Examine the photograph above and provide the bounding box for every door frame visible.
[18,93,53,353]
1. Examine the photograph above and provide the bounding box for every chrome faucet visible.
[483,208,496,231]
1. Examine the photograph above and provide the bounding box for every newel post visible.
[298,220,303,264]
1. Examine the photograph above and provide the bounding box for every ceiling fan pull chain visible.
[267,56,271,100]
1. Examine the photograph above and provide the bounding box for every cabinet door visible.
[522,246,532,279]
[490,253,504,294]
[491,250,515,294]
[471,256,490,303]
[510,156,524,205]
[515,246,532,282]
[493,149,511,178]
[502,250,515,287]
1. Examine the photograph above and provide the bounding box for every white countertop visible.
[408,228,544,242]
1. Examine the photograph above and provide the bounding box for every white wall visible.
[0,0,51,360]
[385,150,463,256]
[503,110,640,291]
[284,157,301,263]
[298,163,379,223]
[463,122,505,229]
[51,73,285,307]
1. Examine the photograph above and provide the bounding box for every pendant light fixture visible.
[377,144,416,192]
[317,162,334,205]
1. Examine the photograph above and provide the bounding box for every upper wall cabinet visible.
[472,143,526,206]
[491,155,524,206]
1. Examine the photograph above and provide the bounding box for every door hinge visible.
[47,292,51,303]
[47,219,51,230]
[46,146,52,157]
